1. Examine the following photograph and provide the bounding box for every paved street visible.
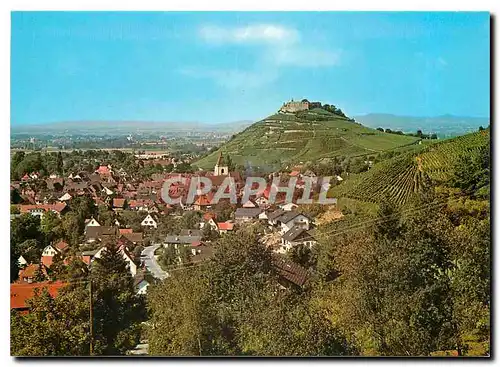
[141,244,168,280]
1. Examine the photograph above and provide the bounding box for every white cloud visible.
[199,24,299,45]
[179,67,278,90]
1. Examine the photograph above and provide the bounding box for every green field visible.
[194,110,419,171]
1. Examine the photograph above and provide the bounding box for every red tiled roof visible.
[119,228,133,234]
[11,281,67,310]
[113,198,125,208]
[217,222,234,231]
[18,203,67,214]
[290,171,300,177]
[54,240,69,252]
[41,256,53,268]
[194,194,212,206]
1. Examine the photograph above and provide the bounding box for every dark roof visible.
[276,211,310,224]
[282,227,313,242]
[267,209,285,221]
[191,244,214,263]
[121,232,143,244]
[272,254,308,287]
[85,226,119,240]
[165,235,202,245]
[234,208,263,219]
[180,229,203,237]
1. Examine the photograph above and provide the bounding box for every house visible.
[85,226,119,242]
[180,229,203,237]
[267,209,286,226]
[271,254,308,289]
[112,198,126,212]
[258,211,269,221]
[279,227,317,254]
[201,217,218,231]
[18,255,27,267]
[141,214,158,229]
[275,212,311,234]
[17,203,67,218]
[41,241,69,267]
[18,263,48,284]
[58,193,72,202]
[234,208,263,222]
[217,221,235,234]
[85,217,101,230]
[242,199,258,208]
[279,203,298,212]
[121,232,143,246]
[193,194,212,211]
[11,281,67,313]
[255,196,270,208]
[164,235,202,248]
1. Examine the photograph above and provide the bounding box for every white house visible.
[242,199,257,208]
[141,214,158,229]
[279,203,298,212]
[58,193,72,201]
[278,227,317,254]
[274,212,311,234]
[42,245,58,257]
[255,196,270,208]
[17,255,27,267]
[85,217,101,229]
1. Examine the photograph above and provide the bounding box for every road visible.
[141,244,168,280]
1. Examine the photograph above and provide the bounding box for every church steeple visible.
[214,152,229,176]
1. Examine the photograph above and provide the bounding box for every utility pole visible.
[89,280,94,356]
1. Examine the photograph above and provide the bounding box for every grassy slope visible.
[329,129,490,207]
[194,111,419,171]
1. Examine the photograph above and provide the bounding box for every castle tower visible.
[214,152,229,176]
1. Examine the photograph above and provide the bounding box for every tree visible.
[40,210,62,244]
[90,240,146,355]
[56,152,64,175]
[376,127,384,132]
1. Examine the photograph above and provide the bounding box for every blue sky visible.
[11,12,490,125]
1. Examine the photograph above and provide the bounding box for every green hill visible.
[330,129,490,207]
[193,109,420,171]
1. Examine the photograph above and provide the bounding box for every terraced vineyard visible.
[330,129,490,207]
[419,129,490,182]
[330,152,422,206]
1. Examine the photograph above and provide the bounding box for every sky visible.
[11,11,490,125]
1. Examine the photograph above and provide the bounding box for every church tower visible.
[214,151,229,176]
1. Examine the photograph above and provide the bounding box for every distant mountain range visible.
[353,114,490,138]
[10,120,254,135]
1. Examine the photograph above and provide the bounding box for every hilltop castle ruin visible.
[279,99,310,113]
